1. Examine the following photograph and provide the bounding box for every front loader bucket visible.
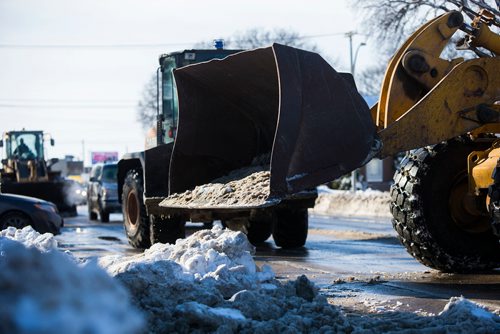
[1,180,76,215]
[170,43,377,197]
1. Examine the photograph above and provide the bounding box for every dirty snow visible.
[345,296,500,333]
[0,227,144,334]
[160,170,275,209]
[313,186,392,218]
[99,224,350,332]
[99,223,499,333]
[0,225,58,252]
[2,225,499,333]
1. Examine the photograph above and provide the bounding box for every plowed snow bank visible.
[0,227,143,334]
[313,187,392,218]
[2,225,499,333]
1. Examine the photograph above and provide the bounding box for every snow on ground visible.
[2,225,499,333]
[0,226,143,334]
[0,226,58,252]
[99,223,350,332]
[313,186,392,218]
[345,296,500,333]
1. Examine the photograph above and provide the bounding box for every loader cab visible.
[3,131,46,161]
[1,130,54,182]
[157,47,242,145]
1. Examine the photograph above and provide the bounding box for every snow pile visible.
[100,224,273,297]
[313,186,392,218]
[439,296,499,322]
[0,228,144,334]
[348,296,500,333]
[0,226,57,252]
[3,226,498,333]
[99,224,350,333]
[99,224,500,332]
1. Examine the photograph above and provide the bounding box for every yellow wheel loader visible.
[373,8,500,273]
[0,130,78,216]
[121,9,499,272]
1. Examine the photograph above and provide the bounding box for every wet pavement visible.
[55,207,139,259]
[56,206,500,314]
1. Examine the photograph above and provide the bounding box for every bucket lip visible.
[158,198,280,210]
[172,44,277,73]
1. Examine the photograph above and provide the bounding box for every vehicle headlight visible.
[34,203,58,213]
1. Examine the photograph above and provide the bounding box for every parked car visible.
[87,163,121,222]
[0,193,63,234]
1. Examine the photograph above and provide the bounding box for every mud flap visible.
[171,43,378,197]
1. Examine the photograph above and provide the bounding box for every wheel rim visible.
[448,172,491,234]
[126,191,139,226]
[3,213,30,229]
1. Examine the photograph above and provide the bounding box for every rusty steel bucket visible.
[169,43,378,197]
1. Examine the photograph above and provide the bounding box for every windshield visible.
[101,165,118,183]
[161,58,177,144]
[7,132,44,160]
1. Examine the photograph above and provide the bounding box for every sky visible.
[0,0,375,166]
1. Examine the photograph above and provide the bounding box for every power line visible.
[0,32,350,49]
[300,32,348,39]
[0,42,194,49]
[0,103,136,109]
[0,98,137,103]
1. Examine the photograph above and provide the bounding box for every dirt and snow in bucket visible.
[160,169,275,209]
[2,225,499,333]
[160,154,275,209]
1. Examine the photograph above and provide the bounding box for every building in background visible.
[51,155,84,182]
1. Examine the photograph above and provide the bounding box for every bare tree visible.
[352,0,498,95]
[195,28,319,51]
[352,0,498,47]
[357,64,387,96]
[229,28,320,51]
[136,74,158,130]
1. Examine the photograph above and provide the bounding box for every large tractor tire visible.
[246,210,274,244]
[272,207,308,248]
[391,138,500,272]
[222,210,274,245]
[122,169,151,249]
[150,215,185,245]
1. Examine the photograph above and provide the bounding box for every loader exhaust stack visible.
[170,43,378,197]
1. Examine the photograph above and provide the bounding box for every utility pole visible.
[81,140,85,165]
[345,31,367,78]
[345,31,356,74]
[345,31,366,192]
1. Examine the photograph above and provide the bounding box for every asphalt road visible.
[56,206,500,315]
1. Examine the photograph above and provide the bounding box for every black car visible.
[87,163,121,222]
[0,193,63,234]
